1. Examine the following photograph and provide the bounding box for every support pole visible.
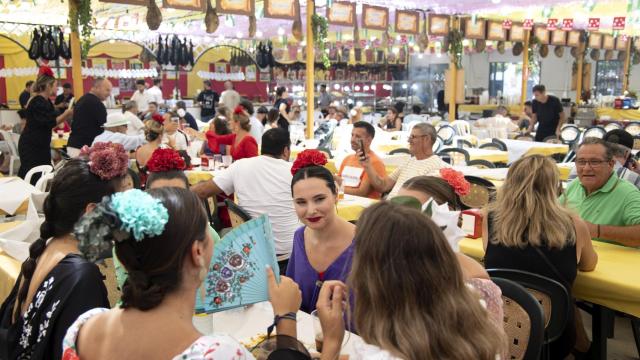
[623,38,632,92]
[520,31,530,110]
[575,39,585,103]
[448,17,457,122]
[68,0,84,98]
[305,0,315,139]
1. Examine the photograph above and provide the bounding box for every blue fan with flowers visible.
[195,215,280,314]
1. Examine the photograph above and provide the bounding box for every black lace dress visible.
[18,96,57,184]
[0,254,109,359]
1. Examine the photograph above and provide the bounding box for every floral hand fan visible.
[195,215,280,314]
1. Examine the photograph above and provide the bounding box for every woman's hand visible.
[266,266,301,316]
[316,281,346,350]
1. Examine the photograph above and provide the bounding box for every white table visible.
[193,301,360,356]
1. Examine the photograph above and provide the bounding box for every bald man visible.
[68,78,112,155]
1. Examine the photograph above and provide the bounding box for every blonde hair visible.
[488,154,575,248]
[233,110,251,132]
[32,75,55,94]
[350,202,506,360]
[144,119,164,142]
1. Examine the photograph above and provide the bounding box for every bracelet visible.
[597,224,601,238]
[267,312,297,338]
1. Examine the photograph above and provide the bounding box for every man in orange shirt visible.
[337,121,387,199]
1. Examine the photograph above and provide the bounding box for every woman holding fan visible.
[286,150,356,313]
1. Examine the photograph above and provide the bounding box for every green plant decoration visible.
[311,13,330,68]
[69,0,93,58]
[447,29,463,69]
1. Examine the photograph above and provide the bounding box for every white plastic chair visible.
[34,172,55,192]
[450,120,472,136]
[0,130,20,176]
[24,165,53,186]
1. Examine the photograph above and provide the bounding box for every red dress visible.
[204,132,258,229]
[205,132,258,161]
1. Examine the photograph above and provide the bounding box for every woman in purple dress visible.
[286,150,356,313]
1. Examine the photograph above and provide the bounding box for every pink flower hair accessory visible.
[439,168,471,196]
[80,142,129,180]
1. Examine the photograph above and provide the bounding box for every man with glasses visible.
[560,137,640,247]
[362,123,449,198]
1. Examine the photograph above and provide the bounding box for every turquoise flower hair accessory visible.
[75,189,169,262]
[110,189,169,241]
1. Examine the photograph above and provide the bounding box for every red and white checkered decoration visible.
[613,17,626,30]
[502,19,513,29]
[562,18,574,31]
[588,18,600,31]
[523,19,534,30]
[547,18,558,31]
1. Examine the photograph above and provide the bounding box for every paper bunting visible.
[562,18,574,31]
[502,19,513,29]
[588,18,600,31]
[613,16,626,30]
[547,18,558,30]
[523,19,534,30]
[196,71,245,81]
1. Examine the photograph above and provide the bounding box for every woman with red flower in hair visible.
[18,66,74,184]
[203,105,258,161]
[286,150,356,314]
[145,148,189,189]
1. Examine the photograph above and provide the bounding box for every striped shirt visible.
[388,155,451,197]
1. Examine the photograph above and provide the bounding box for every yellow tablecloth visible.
[459,104,522,115]
[459,238,640,318]
[467,149,509,163]
[524,144,569,157]
[336,195,377,222]
[596,108,640,121]
[51,137,68,149]
[186,170,215,185]
[0,221,23,303]
[0,200,28,216]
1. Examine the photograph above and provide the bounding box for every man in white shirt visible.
[92,113,146,151]
[161,113,189,151]
[220,81,240,112]
[362,123,450,197]
[146,78,164,105]
[191,128,300,273]
[123,101,145,136]
[130,79,150,113]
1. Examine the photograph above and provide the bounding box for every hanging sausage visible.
[204,0,219,34]
[163,36,170,65]
[291,0,303,42]
[188,40,195,67]
[146,0,163,30]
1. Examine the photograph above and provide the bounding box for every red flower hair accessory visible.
[151,113,165,125]
[79,142,129,180]
[439,168,471,196]
[291,149,328,175]
[38,65,54,78]
[233,105,246,115]
[146,148,186,172]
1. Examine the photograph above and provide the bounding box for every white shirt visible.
[213,155,300,256]
[130,90,150,112]
[162,131,189,151]
[146,86,164,104]
[124,111,145,136]
[249,116,264,145]
[388,155,451,197]
[220,90,240,111]
[92,130,146,151]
